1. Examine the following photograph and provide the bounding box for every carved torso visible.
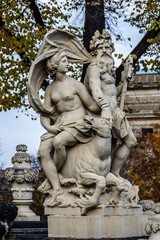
[49,77,86,124]
[85,63,118,114]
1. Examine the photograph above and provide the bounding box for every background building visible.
[125,72,160,136]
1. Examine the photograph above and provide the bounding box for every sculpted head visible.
[46,49,68,76]
[90,30,116,77]
[90,29,115,56]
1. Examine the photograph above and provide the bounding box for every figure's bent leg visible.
[39,139,63,203]
[53,131,78,171]
[76,172,106,215]
[111,127,137,177]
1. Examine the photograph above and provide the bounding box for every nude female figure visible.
[38,49,100,205]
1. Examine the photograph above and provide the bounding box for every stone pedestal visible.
[5,144,40,221]
[45,204,143,216]
[48,215,148,239]
[46,205,148,239]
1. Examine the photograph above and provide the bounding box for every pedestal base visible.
[48,215,148,239]
[46,205,148,239]
[13,200,40,221]
[45,204,143,216]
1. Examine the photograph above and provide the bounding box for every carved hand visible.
[121,70,133,83]
[98,97,109,108]
[47,125,61,135]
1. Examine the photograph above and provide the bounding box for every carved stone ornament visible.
[154,203,160,214]
[5,145,40,221]
[140,201,160,215]
[11,154,32,164]
[11,144,32,164]
[5,168,15,182]
[24,168,39,182]
[11,188,34,200]
[140,200,155,214]
[28,29,139,216]
[145,215,160,240]
[5,168,39,183]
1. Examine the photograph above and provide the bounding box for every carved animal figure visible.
[39,115,125,214]
[60,115,120,214]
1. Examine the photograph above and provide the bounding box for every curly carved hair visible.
[90,30,115,56]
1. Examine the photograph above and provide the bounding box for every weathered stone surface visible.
[145,214,160,240]
[45,205,143,217]
[48,215,148,239]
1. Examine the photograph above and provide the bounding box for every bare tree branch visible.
[116,14,160,85]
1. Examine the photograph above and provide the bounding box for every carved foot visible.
[106,172,126,191]
[47,189,64,207]
[38,178,52,194]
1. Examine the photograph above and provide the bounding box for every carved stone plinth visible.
[45,204,143,217]
[5,144,40,221]
[48,215,148,239]
[46,204,147,239]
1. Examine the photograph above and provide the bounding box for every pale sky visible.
[0,19,143,168]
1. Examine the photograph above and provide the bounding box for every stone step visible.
[7,221,48,240]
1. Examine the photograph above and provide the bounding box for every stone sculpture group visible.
[28,29,138,215]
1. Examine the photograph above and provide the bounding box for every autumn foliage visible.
[0,170,12,204]
[30,170,46,220]
[122,127,160,203]
[1,0,160,113]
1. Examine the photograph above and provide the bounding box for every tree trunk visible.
[23,0,45,27]
[82,0,105,82]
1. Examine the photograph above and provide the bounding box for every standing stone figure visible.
[28,29,139,215]
[84,29,137,178]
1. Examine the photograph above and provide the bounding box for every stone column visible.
[5,144,40,221]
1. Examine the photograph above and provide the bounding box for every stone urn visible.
[5,144,40,221]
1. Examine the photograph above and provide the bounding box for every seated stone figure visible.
[38,49,100,206]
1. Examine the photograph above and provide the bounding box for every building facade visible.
[125,73,160,136]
